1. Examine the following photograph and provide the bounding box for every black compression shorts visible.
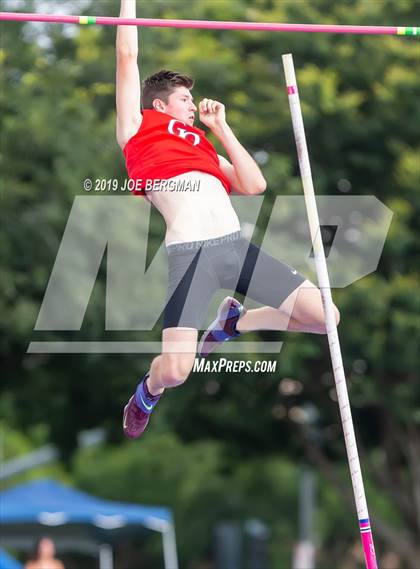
[163,230,306,330]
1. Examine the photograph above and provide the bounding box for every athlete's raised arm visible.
[116,0,142,150]
[199,98,266,195]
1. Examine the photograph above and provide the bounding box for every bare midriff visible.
[145,171,241,245]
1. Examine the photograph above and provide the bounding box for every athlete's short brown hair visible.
[142,69,194,109]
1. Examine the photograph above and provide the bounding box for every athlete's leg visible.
[147,327,198,395]
[198,239,341,357]
[236,279,340,335]
[123,327,198,438]
[124,235,220,436]
[149,241,216,389]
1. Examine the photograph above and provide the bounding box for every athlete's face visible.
[154,86,197,126]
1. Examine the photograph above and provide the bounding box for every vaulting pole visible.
[282,53,378,569]
[0,11,418,35]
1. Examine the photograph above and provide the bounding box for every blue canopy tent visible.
[0,479,178,569]
[0,548,24,569]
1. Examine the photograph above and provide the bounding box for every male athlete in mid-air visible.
[116,0,340,438]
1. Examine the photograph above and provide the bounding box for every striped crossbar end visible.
[397,26,419,35]
[79,16,96,25]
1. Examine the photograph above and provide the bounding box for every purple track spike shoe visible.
[123,373,161,439]
[123,395,150,439]
[198,296,245,358]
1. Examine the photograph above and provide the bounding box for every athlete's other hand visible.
[199,99,226,131]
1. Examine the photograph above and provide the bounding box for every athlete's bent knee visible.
[334,305,340,327]
[320,304,340,333]
[160,354,194,388]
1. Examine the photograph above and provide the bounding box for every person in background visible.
[25,537,64,569]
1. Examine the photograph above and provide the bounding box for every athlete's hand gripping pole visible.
[282,53,378,569]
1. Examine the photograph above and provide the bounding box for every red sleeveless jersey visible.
[123,110,231,195]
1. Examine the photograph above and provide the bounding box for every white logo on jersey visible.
[168,119,200,146]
